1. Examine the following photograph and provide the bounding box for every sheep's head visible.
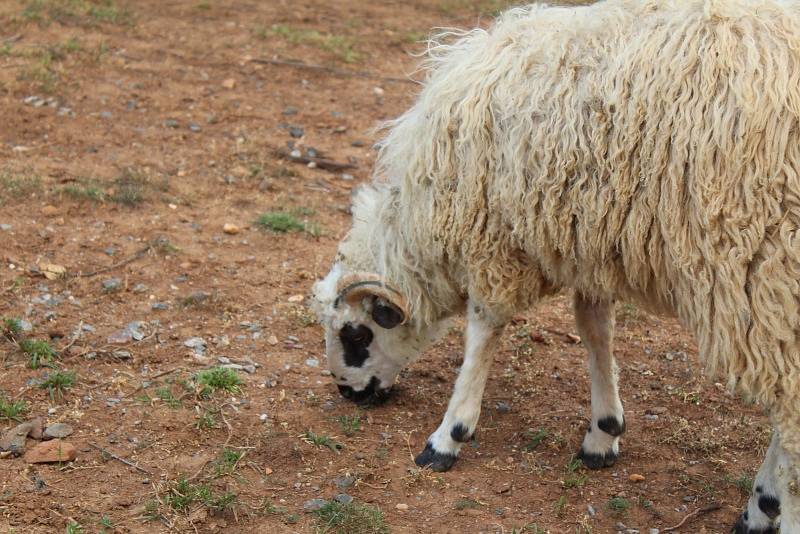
[312,263,439,406]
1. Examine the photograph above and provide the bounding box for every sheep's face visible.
[312,263,439,405]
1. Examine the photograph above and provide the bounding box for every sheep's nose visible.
[339,323,373,348]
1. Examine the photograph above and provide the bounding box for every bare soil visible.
[0,1,771,533]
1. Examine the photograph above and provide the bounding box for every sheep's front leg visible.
[574,295,625,469]
[414,303,505,472]
[732,432,782,533]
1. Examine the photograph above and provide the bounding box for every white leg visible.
[733,433,781,533]
[574,295,625,469]
[774,440,799,533]
[414,302,504,472]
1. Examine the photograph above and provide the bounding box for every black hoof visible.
[414,442,457,472]
[577,447,618,470]
[731,513,776,534]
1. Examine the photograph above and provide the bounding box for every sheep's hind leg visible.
[732,433,781,533]
[574,294,625,470]
[414,302,505,472]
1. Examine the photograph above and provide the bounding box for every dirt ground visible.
[0,1,774,533]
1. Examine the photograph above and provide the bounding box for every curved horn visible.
[334,272,409,324]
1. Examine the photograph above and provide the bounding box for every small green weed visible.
[262,24,360,63]
[164,478,237,514]
[22,0,133,27]
[155,387,181,409]
[19,338,57,369]
[214,448,243,477]
[2,317,23,337]
[302,430,343,453]
[0,171,41,201]
[313,500,389,534]
[554,495,567,518]
[522,428,548,451]
[111,168,147,206]
[195,367,242,397]
[65,521,83,534]
[195,410,217,430]
[98,516,113,532]
[606,496,630,516]
[38,370,75,401]
[335,413,362,437]
[255,211,306,233]
[0,397,27,422]
[453,498,482,510]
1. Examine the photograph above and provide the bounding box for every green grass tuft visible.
[19,338,57,369]
[606,496,631,516]
[255,211,306,233]
[38,370,75,401]
[313,500,388,534]
[195,367,242,397]
[335,413,362,437]
[0,397,27,422]
[303,430,343,453]
[214,448,243,477]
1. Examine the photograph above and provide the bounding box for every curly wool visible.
[338,0,800,436]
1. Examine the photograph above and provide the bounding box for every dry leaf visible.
[39,262,66,280]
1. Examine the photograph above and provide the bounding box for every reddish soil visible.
[0,1,771,533]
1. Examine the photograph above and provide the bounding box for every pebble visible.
[259,414,268,422]
[164,119,179,128]
[303,498,327,512]
[282,106,298,116]
[646,407,668,415]
[305,358,319,368]
[334,494,353,505]
[43,423,73,440]
[100,111,113,119]
[341,173,354,181]
[629,473,645,483]
[0,422,35,456]
[587,504,596,517]
[334,475,355,489]
[132,283,148,294]
[24,440,77,463]
[151,302,169,311]
[395,503,409,511]
[188,123,201,133]
[649,530,660,534]
[102,278,122,292]
[184,337,207,354]
[495,401,511,414]
[221,78,236,89]
[644,414,659,422]
[0,224,11,231]
[289,126,304,138]
[28,418,44,440]
[373,86,385,96]
[223,223,240,235]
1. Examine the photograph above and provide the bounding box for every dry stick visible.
[663,503,722,532]
[75,242,153,278]
[88,442,153,475]
[276,148,357,172]
[122,366,184,398]
[251,57,419,85]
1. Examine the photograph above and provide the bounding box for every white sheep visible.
[312,0,800,531]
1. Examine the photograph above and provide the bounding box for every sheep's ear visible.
[334,272,408,326]
[371,298,404,329]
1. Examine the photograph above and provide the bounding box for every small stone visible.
[41,205,59,217]
[0,224,11,231]
[495,401,511,414]
[223,223,240,235]
[24,440,77,463]
[102,278,122,292]
[132,283,148,294]
[335,494,353,505]
[151,302,169,311]
[644,414,659,422]
[0,422,35,456]
[221,78,236,89]
[27,418,44,440]
[184,337,206,354]
[395,503,409,511]
[587,504,596,517]
[43,423,73,440]
[334,475,355,489]
[303,498,327,512]
[100,111,113,119]
[164,119,179,128]
[649,530,660,534]
[288,294,304,303]
[341,173,354,181]
[305,358,319,368]
[188,123,201,133]
[289,126,304,138]
[629,473,645,483]
[351,140,365,147]
[646,407,668,415]
[259,414,268,422]
[267,335,279,346]
[373,86,385,96]
[282,106,298,116]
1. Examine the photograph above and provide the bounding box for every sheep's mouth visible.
[337,376,392,406]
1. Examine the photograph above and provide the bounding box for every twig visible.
[277,148,357,172]
[2,34,22,44]
[88,442,153,475]
[663,503,721,532]
[122,366,184,398]
[251,57,419,85]
[74,243,153,278]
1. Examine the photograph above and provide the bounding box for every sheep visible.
[311,0,800,531]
